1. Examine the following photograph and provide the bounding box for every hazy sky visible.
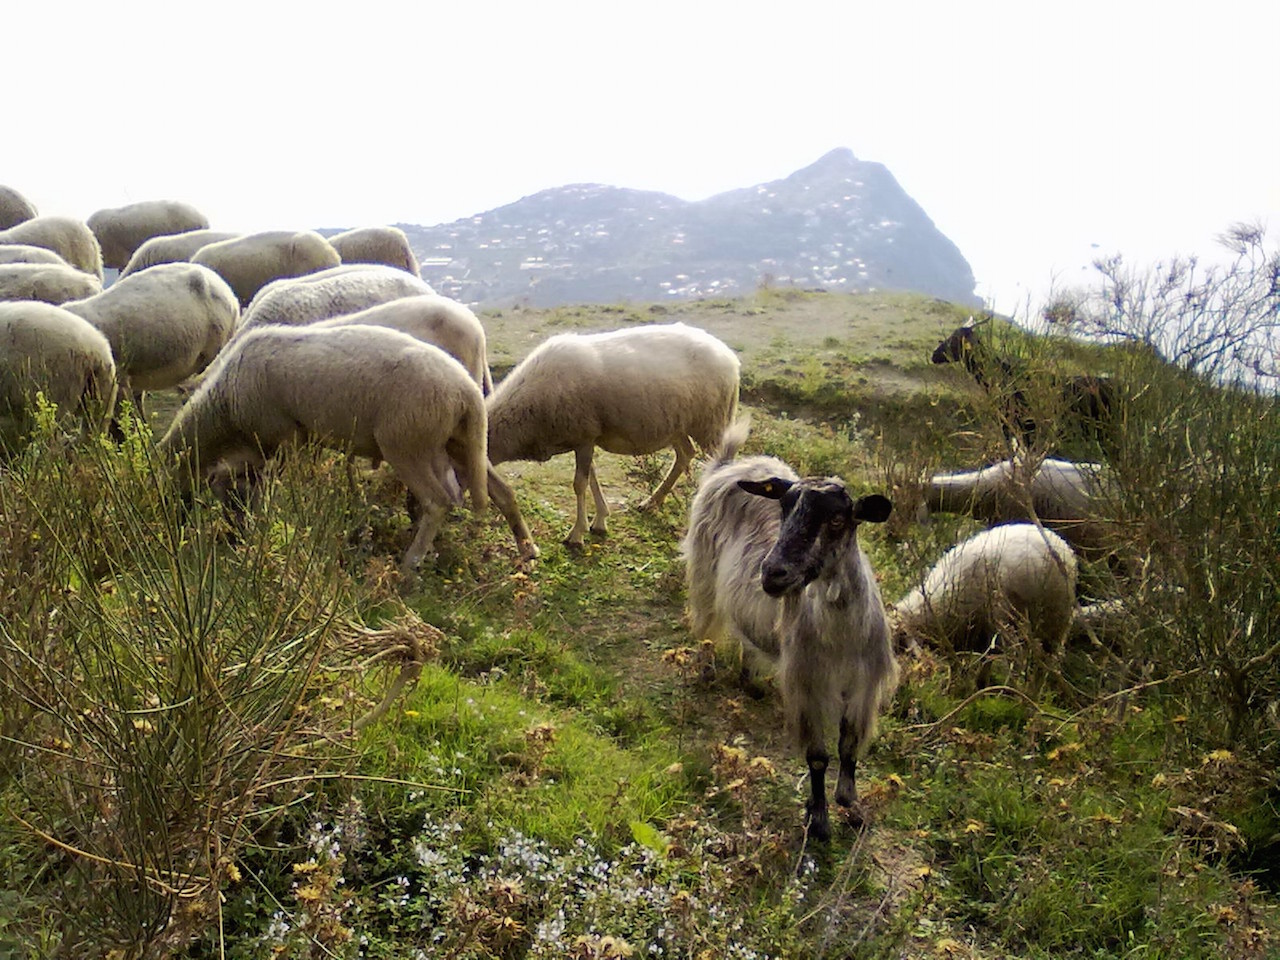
[7,1,1277,313]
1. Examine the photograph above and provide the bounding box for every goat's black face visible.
[932,325,976,365]
[739,477,892,597]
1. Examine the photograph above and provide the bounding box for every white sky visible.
[7,0,1277,312]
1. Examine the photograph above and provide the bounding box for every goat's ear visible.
[853,494,893,523]
[738,477,793,500]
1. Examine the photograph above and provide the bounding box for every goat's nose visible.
[760,562,791,597]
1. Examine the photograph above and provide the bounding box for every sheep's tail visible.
[709,416,751,469]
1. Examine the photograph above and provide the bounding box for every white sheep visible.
[0,300,116,439]
[327,225,420,276]
[0,185,37,230]
[119,229,242,279]
[0,244,68,267]
[191,230,341,307]
[312,294,492,394]
[62,262,239,415]
[487,322,741,547]
[682,419,898,841]
[0,216,103,281]
[924,456,1113,556]
[237,263,436,335]
[86,200,211,272]
[892,523,1078,657]
[0,263,102,305]
[160,324,537,572]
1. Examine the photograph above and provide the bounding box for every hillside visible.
[3,290,1277,958]
[381,148,981,309]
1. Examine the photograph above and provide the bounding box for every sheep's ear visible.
[738,477,793,500]
[853,494,893,523]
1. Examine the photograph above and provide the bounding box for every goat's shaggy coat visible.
[488,322,740,546]
[683,421,898,841]
[159,325,541,572]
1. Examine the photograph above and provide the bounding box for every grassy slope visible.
[49,289,1276,957]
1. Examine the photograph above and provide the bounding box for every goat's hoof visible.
[738,668,769,700]
[806,810,832,843]
[842,802,870,830]
[563,537,586,553]
[589,525,608,538]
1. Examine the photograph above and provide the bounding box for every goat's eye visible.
[827,515,847,531]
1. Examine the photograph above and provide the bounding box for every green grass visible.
[2,290,1277,959]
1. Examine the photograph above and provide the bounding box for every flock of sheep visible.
[0,184,1118,841]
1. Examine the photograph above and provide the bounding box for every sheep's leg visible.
[392,458,460,574]
[566,445,596,547]
[402,499,447,574]
[588,465,609,536]
[486,465,540,562]
[639,435,695,511]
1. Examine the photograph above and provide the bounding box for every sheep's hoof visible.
[563,537,586,553]
[589,524,609,538]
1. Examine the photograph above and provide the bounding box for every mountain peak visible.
[393,151,978,308]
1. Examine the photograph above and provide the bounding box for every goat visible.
[683,421,897,840]
[932,321,1116,449]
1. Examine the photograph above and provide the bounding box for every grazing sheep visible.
[924,456,1113,556]
[62,263,238,414]
[0,300,116,439]
[119,229,242,279]
[237,263,436,335]
[932,321,1116,448]
[0,216,103,281]
[0,263,102,305]
[327,225,420,276]
[892,523,1078,657]
[313,294,492,394]
[86,200,210,272]
[0,185,38,230]
[682,420,897,841]
[0,244,68,267]
[160,324,537,571]
[191,230,341,307]
[488,322,741,547]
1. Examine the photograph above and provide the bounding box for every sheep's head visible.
[739,476,891,597]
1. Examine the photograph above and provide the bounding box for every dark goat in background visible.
[932,322,1116,449]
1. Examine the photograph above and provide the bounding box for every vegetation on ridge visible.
[1,244,1278,957]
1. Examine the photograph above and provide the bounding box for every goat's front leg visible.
[797,712,831,842]
[836,714,863,824]
[805,745,831,842]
